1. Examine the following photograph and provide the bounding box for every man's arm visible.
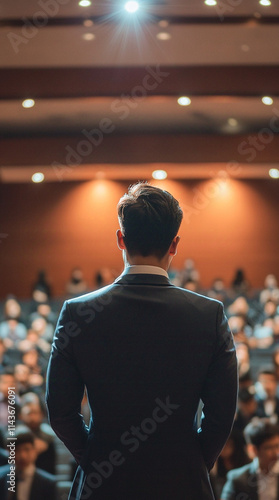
[198,302,238,471]
[45,301,89,464]
[220,470,242,500]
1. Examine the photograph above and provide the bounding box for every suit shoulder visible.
[227,462,253,481]
[173,286,222,309]
[66,283,115,306]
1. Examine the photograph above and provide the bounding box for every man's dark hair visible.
[244,418,279,448]
[117,182,183,259]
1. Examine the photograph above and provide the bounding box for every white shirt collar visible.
[122,265,169,279]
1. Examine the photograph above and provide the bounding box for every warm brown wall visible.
[0,178,278,299]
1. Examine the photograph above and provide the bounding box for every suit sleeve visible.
[198,303,238,471]
[220,471,239,500]
[45,301,89,464]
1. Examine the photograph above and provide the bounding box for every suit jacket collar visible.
[114,272,172,287]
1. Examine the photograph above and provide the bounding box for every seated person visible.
[221,418,279,500]
[19,401,56,475]
[210,428,250,499]
[0,426,57,500]
[233,387,258,432]
[255,367,279,422]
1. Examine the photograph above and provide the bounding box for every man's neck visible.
[124,255,170,271]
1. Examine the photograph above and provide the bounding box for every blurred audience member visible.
[179,258,200,288]
[235,342,250,378]
[19,402,56,475]
[32,269,52,299]
[233,387,258,432]
[3,296,24,323]
[210,429,250,499]
[66,267,87,296]
[221,419,279,500]
[231,268,249,296]
[0,426,57,500]
[95,267,115,289]
[208,278,227,303]
[255,367,279,422]
[0,318,27,348]
[260,274,279,304]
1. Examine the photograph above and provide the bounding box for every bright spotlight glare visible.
[22,99,35,109]
[177,96,191,106]
[79,0,91,6]
[32,172,44,183]
[152,170,167,180]
[269,168,279,179]
[262,96,273,106]
[124,1,139,13]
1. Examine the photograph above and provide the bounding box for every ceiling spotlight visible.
[22,99,35,109]
[32,172,44,183]
[79,0,91,6]
[82,33,95,40]
[259,0,271,5]
[227,118,238,127]
[269,168,279,179]
[262,96,273,106]
[177,96,191,106]
[156,32,171,41]
[152,170,167,180]
[124,1,139,13]
[83,19,94,27]
[204,0,217,5]
[158,20,169,28]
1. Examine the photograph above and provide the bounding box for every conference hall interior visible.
[0,1,279,499]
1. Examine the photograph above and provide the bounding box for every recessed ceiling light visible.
[269,168,279,179]
[156,32,171,41]
[79,0,91,6]
[227,118,238,127]
[82,33,95,40]
[177,96,191,106]
[83,19,94,27]
[152,170,167,180]
[124,1,139,13]
[204,0,217,5]
[262,96,273,105]
[32,172,44,183]
[259,0,271,6]
[158,20,169,28]
[22,99,35,108]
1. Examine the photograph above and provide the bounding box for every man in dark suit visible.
[46,182,238,499]
[221,419,279,500]
[0,426,57,500]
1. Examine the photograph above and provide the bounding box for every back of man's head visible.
[117,182,183,259]
[244,418,279,449]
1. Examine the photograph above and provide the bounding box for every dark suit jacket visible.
[46,272,238,500]
[0,465,57,500]
[221,460,279,500]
